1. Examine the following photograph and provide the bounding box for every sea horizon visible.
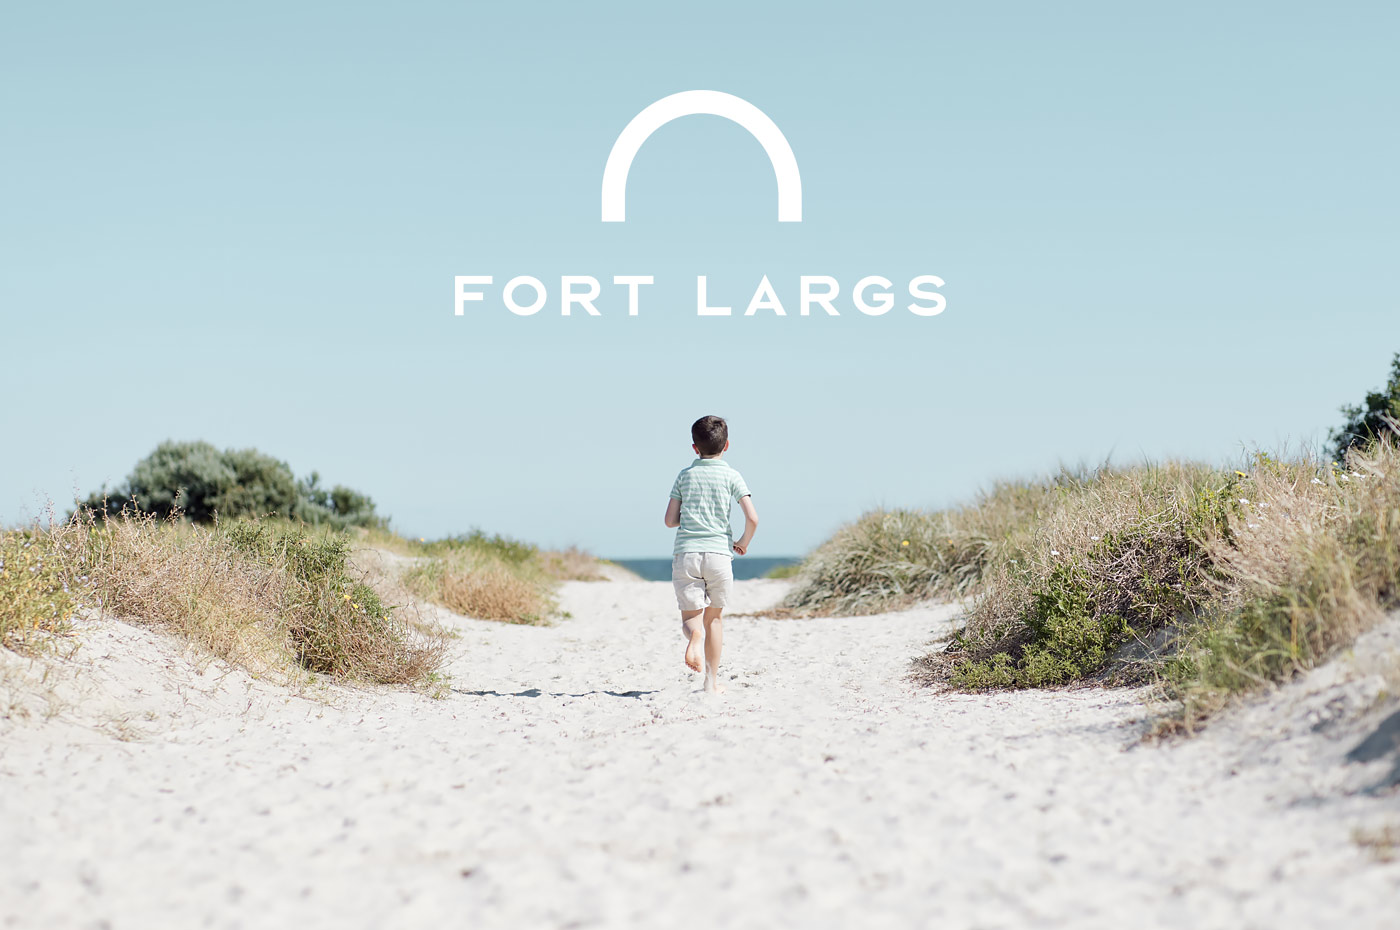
[609,555,800,581]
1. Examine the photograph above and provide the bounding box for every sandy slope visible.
[2,578,1399,930]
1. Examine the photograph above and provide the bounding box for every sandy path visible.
[2,578,1399,929]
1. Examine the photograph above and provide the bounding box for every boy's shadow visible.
[454,687,658,699]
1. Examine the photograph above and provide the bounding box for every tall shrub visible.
[1331,352,1400,460]
[80,441,383,528]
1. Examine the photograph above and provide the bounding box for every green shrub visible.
[1331,352,1400,461]
[80,441,384,529]
[221,521,429,679]
[946,465,1235,689]
[297,472,382,528]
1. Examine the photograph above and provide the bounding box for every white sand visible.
[3,577,1400,929]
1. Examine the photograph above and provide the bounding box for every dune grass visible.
[4,510,606,681]
[0,526,81,652]
[1160,446,1400,728]
[781,478,1060,616]
[12,510,449,687]
[785,441,1400,727]
[944,462,1234,690]
[386,529,604,625]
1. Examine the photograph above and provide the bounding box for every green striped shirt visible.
[669,458,751,555]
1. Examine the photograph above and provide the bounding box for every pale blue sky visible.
[2,1,1397,556]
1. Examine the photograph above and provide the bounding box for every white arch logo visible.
[601,90,802,223]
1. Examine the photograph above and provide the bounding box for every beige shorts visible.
[672,552,733,611]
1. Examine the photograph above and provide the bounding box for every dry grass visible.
[80,513,291,675]
[389,530,607,624]
[0,523,82,653]
[793,436,1400,727]
[945,462,1232,688]
[1353,824,1400,863]
[75,511,447,686]
[782,478,1057,616]
[1161,445,1400,728]
[405,551,554,625]
[540,546,608,582]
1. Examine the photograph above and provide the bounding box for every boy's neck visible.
[699,453,724,460]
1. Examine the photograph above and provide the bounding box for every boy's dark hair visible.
[691,416,728,456]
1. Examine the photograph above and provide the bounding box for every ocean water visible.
[610,556,800,582]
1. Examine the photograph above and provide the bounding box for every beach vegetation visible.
[78,440,385,529]
[71,509,446,685]
[1330,352,1400,461]
[362,527,605,624]
[0,526,81,652]
[789,354,1400,727]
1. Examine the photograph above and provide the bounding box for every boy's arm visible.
[733,495,758,555]
[664,497,681,528]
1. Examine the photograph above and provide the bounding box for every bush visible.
[946,463,1234,689]
[221,521,436,680]
[1331,352,1400,461]
[298,472,382,528]
[80,441,384,529]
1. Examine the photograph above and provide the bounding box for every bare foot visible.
[703,674,726,694]
[684,632,704,673]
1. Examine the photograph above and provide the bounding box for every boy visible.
[663,415,759,694]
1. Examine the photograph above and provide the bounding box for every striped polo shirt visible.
[669,457,752,555]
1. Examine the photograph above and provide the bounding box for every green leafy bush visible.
[1331,352,1400,461]
[80,441,384,529]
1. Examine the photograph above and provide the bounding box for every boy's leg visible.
[681,609,705,673]
[702,606,724,693]
[673,553,707,674]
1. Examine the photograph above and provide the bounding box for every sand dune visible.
[2,576,1399,929]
